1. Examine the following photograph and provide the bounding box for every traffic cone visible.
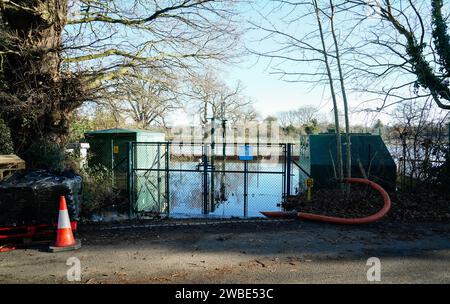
[49,196,81,252]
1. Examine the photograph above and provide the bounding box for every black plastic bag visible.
[0,170,82,226]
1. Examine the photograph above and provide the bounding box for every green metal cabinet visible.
[299,133,397,189]
[84,128,166,214]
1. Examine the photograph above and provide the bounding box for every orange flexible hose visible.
[0,245,16,252]
[261,178,391,225]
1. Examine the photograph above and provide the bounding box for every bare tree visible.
[101,72,180,128]
[186,71,255,130]
[340,0,450,111]
[328,0,352,184]
[385,97,449,189]
[250,0,355,182]
[277,105,321,128]
[313,0,344,182]
[0,0,241,162]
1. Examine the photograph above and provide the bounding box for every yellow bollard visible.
[306,178,314,201]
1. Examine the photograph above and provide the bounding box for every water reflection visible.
[169,161,300,218]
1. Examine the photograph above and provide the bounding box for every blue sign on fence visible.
[239,145,253,161]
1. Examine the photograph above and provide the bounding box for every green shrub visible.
[79,164,124,216]
[24,140,65,171]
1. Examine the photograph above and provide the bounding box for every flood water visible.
[167,161,301,218]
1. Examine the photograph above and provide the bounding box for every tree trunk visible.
[0,0,85,164]
[329,0,351,192]
[313,0,344,184]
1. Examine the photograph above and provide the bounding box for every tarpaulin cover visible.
[0,170,82,226]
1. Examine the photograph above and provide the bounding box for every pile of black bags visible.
[0,170,82,226]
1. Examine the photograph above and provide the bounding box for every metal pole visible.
[210,117,215,211]
[244,158,248,217]
[157,143,161,212]
[111,138,115,187]
[222,120,226,158]
[234,127,238,156]
[256,122,260,187]
[221,118,227,203]
[127,142,133,219]
[203,145,209,215]
[165,142,170,215]
[282,144,286,204]
[286,143,292,197]
[257,124,260,159]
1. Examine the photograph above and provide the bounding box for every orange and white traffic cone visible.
[49,196,81,252]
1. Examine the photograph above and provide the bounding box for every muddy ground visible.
[1,219,450,283]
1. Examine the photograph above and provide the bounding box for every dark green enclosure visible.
[299,133,396,189]
[84,128,165,190]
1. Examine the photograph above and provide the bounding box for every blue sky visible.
[224,55,330,118]
[218,1,329,119]
[216,0,388,127]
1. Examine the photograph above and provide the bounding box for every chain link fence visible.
[129,142,297,218]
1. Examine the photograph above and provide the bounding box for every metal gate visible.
[128,142,295,218]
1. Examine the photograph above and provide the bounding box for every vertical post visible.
[256,123,260,187]
[127,142,133,219]
[202,145,209,215]
[244,131,250,216]
[234,127,238,156]
[219,102,227,204]
[211,117,215,151]
[244,157,248,217]
[222,119,226,159]
[210,117,215,210]
[165,142,170,215]
[257,124,260,159]
[282,144,286,204]
[157,143,161,212]
[286,143,292,198]
[221,118,226,203]
[111,138,115,188]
